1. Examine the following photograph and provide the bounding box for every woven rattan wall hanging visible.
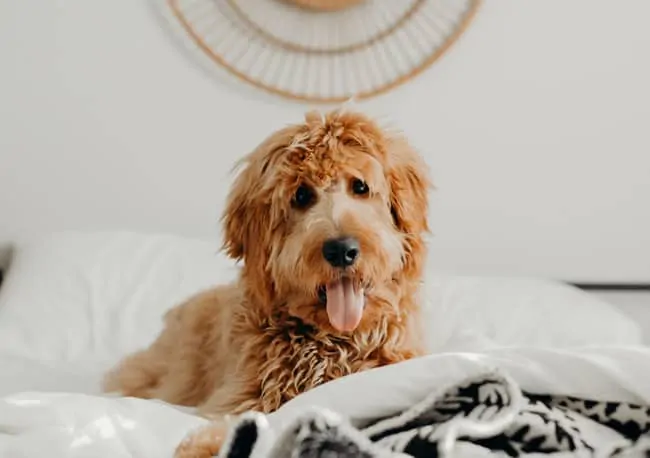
[168,0,481,103]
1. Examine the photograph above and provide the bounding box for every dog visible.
[103,109,431,457]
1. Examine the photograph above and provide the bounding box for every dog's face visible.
[223,111,430,334]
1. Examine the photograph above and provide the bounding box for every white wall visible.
[1,0,649,283]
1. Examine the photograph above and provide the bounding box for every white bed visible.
[1,0,649,453]
[0,231,648,457]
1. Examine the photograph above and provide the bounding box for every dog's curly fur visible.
[102,109,431,457]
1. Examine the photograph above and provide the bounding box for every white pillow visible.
[0,231,238,366]
[420,276,643,351]
[0,231,642,370]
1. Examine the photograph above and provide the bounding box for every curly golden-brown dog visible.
[103,109,431,457]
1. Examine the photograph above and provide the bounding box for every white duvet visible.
[2,345,650,458]
[0,233,647,457]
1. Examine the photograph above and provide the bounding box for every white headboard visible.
[0,0,648,284]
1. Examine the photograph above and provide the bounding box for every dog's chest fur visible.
[252,322,390,412]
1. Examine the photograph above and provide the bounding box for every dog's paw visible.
[174,423,227,458]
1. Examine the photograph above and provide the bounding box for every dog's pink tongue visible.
[326,277,364,332]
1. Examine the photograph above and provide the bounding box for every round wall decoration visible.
[168,0,481,103]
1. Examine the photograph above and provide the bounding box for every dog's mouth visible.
[317,277,366,332]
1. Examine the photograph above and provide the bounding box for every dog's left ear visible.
[386,135,432,274]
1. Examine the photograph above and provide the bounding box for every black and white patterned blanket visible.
[218,370,650,457]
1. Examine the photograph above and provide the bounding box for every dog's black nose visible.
[322,237,360,268]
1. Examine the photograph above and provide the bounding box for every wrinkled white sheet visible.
[2,345,650,458]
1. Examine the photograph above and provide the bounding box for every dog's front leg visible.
[174,409,264,458]
[174,417,231,458]
[174,380,267,458]
[380,345,425,366]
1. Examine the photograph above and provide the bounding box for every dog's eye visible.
[351,178,369,196]
[293,184,315,209]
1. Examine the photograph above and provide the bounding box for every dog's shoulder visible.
[163,282,243,324]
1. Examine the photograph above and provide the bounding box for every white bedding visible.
[0,231,647,457]
[0,231,642,367]
[2,345,650,457]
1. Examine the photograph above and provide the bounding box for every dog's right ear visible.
[221,155,274,262]
[222,164,253,261]
[221,127,297,261]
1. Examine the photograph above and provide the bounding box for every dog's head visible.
[222,110,430,334]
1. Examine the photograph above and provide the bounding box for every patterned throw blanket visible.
[218,370,650,457]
